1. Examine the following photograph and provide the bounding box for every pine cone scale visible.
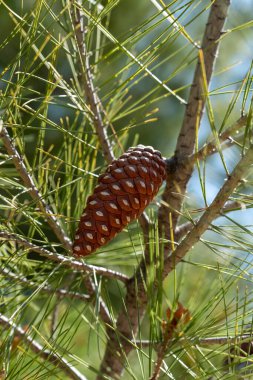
[117,196,132,211]
[124,165,138,178]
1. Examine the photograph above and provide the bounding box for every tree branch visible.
[69,0,151,233]
[0,231,128,283]
[159,0,231,238]
[190,114,247,164]
[163,144,253,277]
[134,334,253,347]
[197,334,253,346]
[98,265,149,379]
[149,328,174,380]
[70,0,114,163]
[174,199,247,242]
[0,122,72,251]
[150,0,200,49]
[0,267,90,302]
[0,313,88,380]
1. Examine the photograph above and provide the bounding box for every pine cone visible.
[73,145,166,256]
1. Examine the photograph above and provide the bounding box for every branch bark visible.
[97,268,147,379]
[158,0,231,238]
[0,231,128,283]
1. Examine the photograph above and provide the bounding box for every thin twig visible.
[164,114,247,241]
[163,144,253,277]
[158,0,231,238]
[0,313,88,380]
[51,300,60,338]
[74,1,186,105]
[149,329,174,380]
[150,0,200,48]
[0,123,72,251]
[70,0,114,163]
[8,12,85,114]
[0,231,129,283]
[134,334,253,347]
[174,199,246,242]
[150,303,191,380]
[190,114,247,164]
[164,115,247,209]
[197,334,253,346]
[0,266,90,302]
[136,333,253,378]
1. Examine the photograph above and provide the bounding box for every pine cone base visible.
[73,145,166,256]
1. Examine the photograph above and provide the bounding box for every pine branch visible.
[150,303,191,380]
[69,0,157,242]
[159,0,231,238]
[69,0,135,327]
[198,335,253,346]
[70,0,152,338]
[1,4,114,370]
[97,267,146,379]
[69,0,152,241]
[1,267,90,302]
[190,114,247,164]
[0,313,88,380]
[163,114,247,227]
[0,122,72,251]
[97,4,241,378]
[174,199,247,241]
[164,114,248,237]
[70,0,114,163]
[163,143,253,277]
[0,2,251,379]
[176,0,231,156]
[150,0,200,48]
[0,231,128,283]
[149,328,174,380]
[134,334,253,347]
[9,11,86,114]
[138,333,253,378]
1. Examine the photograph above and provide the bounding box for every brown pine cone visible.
[73,145,166,256]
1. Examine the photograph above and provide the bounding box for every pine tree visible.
[0,1,253,379]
